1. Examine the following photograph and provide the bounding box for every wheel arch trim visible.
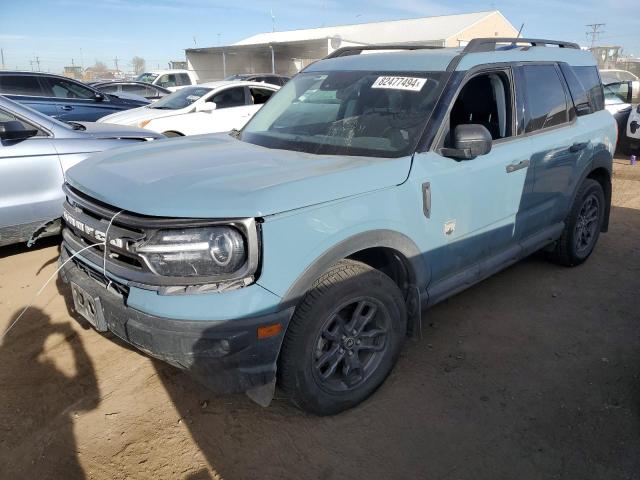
[280,229,429,308]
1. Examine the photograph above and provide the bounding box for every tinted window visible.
[157,74,177,88]
[0,75,44,96]
[122,84,151,97]
[212,87,246,108]
[249,87,275,105]
[46,78,95,99]
[0,107,37,131]
[521,65,569,133]
[100,84,120,94]
[177,74,191,86]
[149,86,212,110]
[264,76,283,85]
[561,65,604,115]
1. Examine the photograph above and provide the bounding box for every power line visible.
[586,23,605,48]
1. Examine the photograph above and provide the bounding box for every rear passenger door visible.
[43,77,110,121]
[515,64,593,239]
[0,74,59,117]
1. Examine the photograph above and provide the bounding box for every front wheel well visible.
[347,247,414,297]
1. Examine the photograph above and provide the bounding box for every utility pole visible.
[113,56,119,72]
[29,60,34,71]
[35,56,41,71]
[1,49,5,70]
[586,23,605,48]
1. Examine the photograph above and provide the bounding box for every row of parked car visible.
[0,69,290,246]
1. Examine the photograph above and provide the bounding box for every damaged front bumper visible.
[58,247,294,395]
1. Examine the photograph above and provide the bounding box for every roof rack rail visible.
[463,38,580,53]
[326,44,444,59]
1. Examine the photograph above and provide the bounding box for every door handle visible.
[506,159,530,173]
[569,142,588,153]
[60,105,74,111]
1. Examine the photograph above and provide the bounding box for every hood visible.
[76,122,164,140]
[66,134,412,218]
[98,105,177,126]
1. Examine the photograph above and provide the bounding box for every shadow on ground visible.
[0,306,99,480]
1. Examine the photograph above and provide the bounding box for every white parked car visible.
[135,69,199,92]
[600,69,639,103]
[98,81,279,137]
[603,80,639,155]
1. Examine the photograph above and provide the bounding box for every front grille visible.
[61,184,260,289]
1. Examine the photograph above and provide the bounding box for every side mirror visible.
[94,92,105,102]
[195,102,216,113]
[631,121,639,135]
[441,124,492,160]
[0,121,39,141]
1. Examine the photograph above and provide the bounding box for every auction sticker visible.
[371,76,427,91]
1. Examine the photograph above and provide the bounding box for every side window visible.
[521,65,569,133]
[249,87,275,105]
[0,75,44,96]
[147,86,162,97]
[0,108,43,135]
[211,87,246,109]
[122,84,149,97]
[100,84,120,94]
[448,71,513,143]
[46,78,95,100]
[559,64,604,115]
[177,73,191,86]
[157,74,177,88]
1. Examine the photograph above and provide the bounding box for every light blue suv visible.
[59,38,616,415]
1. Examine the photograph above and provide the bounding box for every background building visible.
[186,10,518,81]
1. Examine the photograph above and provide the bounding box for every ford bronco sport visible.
[59,38,615,415]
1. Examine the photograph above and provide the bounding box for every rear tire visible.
[279,260,406,415]
[551,179,605,266]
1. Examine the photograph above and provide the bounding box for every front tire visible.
[551,179,605,266]
[279,260,407,415]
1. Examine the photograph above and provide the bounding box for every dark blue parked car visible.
[0,72,149,122]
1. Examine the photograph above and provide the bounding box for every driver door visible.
[411,69,533,293]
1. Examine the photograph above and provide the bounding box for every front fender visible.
[256,187,431,307]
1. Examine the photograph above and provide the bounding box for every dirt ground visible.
[1,159,639,480]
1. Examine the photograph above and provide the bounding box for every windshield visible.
[240,70,446,157]
[149,86,212,110]
[136,72,159,84]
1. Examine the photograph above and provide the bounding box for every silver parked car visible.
[0,95,164,247]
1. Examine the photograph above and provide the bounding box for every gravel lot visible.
[1,159,639,480]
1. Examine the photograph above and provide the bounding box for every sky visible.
[1,0,638,73]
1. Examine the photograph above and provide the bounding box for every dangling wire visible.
[1,208,126,344]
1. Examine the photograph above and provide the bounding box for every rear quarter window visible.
[560,64,604,115]
[0,75,44,96]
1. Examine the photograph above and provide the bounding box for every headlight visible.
[136,227,247,277]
